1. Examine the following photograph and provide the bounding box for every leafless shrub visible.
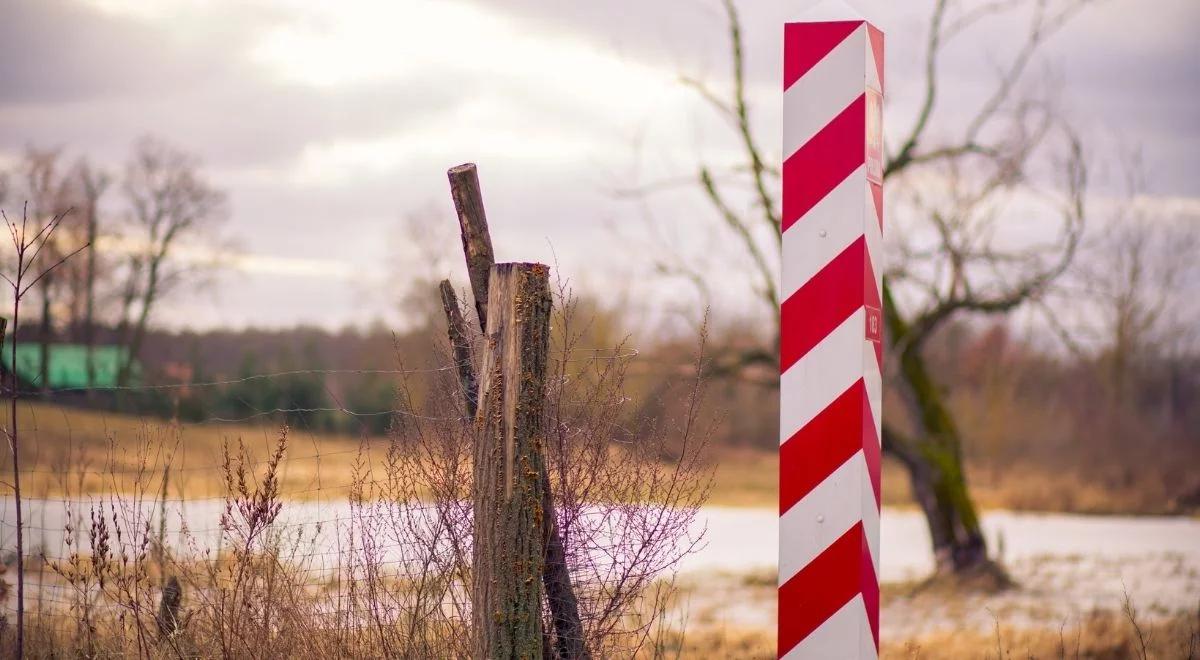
[347,284,716,657]
[2,201,90,655]
[8,288,713,658]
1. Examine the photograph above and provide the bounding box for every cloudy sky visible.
[1,0,1197,331]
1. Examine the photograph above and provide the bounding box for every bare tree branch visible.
[699,167,779,320]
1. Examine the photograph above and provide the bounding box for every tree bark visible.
[448,163,496,330]
[439,280,479,417]
[473,263,552,659]
[539,467,588,659]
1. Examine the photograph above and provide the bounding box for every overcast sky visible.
[1,0,1197,331]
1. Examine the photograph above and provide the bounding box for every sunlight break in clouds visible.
[41,0,1198,331]
[248,0,705,180]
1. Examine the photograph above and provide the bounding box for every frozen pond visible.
[690,506,1200,580]
[4,499,1198,632]
[5,499,1198,580]
[688,507,1200,635]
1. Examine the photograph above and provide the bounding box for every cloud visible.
[1,0,1196,330]
[0,0,228,104]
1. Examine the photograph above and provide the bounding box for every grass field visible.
[659,610,1200,659]
[10,401,777,505]
[6,401,370,501]
[3,401,1188,514]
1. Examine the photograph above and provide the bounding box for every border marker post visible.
[779,3,884,658]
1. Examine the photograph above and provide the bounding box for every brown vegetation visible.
[655,610,1199,660]
[0,287,715,658]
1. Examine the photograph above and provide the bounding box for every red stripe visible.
[861,384,882,509]
[869,180,883,231]
[780,380,865,514]
[778,522,878,656]
[784,21,862,90]
[781,236,866,373]
[867,24,885,94]
[779,379,882,514]
[863,243,881,312]
[782,95,866,231]
[859,527,880,650]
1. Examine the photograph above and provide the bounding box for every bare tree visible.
[656,0,1091,573]
[393,204,461,329]
[1069,160,1200,403]
[8,148,76,393]
[116,136,227,384]
[2,151,114,391]
[70,160,111,390]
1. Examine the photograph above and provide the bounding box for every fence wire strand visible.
[0,345,693,655]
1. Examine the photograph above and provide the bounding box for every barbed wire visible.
[0,349,648,481]
[14,366,458,396]
[5,347,641,398]
[0,348,696,637]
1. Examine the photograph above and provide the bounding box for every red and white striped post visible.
[779,4,884,659]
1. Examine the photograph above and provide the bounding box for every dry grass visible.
[653,561,1200,658]
[648,611,1199,660]
[964,463,1195,516]
[9,401,382,500]
[707,447,1194,515]
[9,400,1193,516]
[882,609,1199,659]
[1,415,709,658]
[649,627,775,659]
[1,300,717,658]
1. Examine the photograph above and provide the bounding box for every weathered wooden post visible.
[446,163,587,659]
[448,163,497,330]
[439,281,480,417]
[778,4,884,658]
[472,262,552,659]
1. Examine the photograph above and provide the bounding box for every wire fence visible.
[2,363,464,627]
[0,344,707,656]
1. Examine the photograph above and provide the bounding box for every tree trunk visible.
[882,283,988,572]
[120,257,160,387]
[473,262,552,659]
[38,274,53,393]
[539,467,588,659]
[83,186,98,393]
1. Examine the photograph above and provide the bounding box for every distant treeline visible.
[8,296,1200,510]
[10,321,428,436]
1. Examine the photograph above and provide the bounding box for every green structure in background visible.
[1,342,139,389]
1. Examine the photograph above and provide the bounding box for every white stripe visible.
[781,594,877,660]
[863,183,883,299]
[782,166,867,301]
[783,25,865,161]
[862,339,882,575]
[781,308,864,443]
[779,450,880,585]
[863,339,882,451]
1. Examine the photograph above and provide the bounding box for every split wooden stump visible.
[445,164,588,660]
